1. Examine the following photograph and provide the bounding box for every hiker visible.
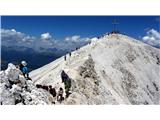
[36,84,42,89]
[64,55,66,61]
[42,85,49,91]
[57,87,64,103]
[69,52,71,57]
[61,70,71,98]
[19,61,31,80]
[49,85,56,97]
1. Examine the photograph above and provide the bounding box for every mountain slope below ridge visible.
[30,34,160,105]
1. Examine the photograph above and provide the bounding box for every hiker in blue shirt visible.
[19,61,31,80]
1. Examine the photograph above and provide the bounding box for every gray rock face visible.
[0,63,55,105]
[64,57,118,105]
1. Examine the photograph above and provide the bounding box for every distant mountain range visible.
[1,29,91,70]
[1,46,68,70]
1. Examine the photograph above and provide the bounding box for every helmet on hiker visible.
[21,61,27,66]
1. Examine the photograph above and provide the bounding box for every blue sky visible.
[1,16,159,40]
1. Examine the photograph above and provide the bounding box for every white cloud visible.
[1,29,91,52]
[91,37,98,42]
[65,35,91,43]
[41,32,52,40]
[61,35,91,51]
[11,29,16,32]
[1,29,22,37]
[142,29,160,48]
[71,35,80,41]
[65,35,80,42]
[1,29,26,45]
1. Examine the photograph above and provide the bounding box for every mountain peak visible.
[29,34,160,104]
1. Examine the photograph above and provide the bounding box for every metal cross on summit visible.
[112,19,119,33]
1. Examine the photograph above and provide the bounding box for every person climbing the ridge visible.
[19,61,31,80]
[64,55,66,61]
[49,85,56,97]
[57,87,64,103]
[61,70,71,98]
[69,52,71,57]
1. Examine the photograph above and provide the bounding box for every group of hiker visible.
[96,31,121,39]
[64,52,72,61]
[16,60,72,103]
[36,84,64,103]
[64,47,80,61]
[35,70,71,103]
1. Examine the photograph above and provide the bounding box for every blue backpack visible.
[22,66,28,74]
